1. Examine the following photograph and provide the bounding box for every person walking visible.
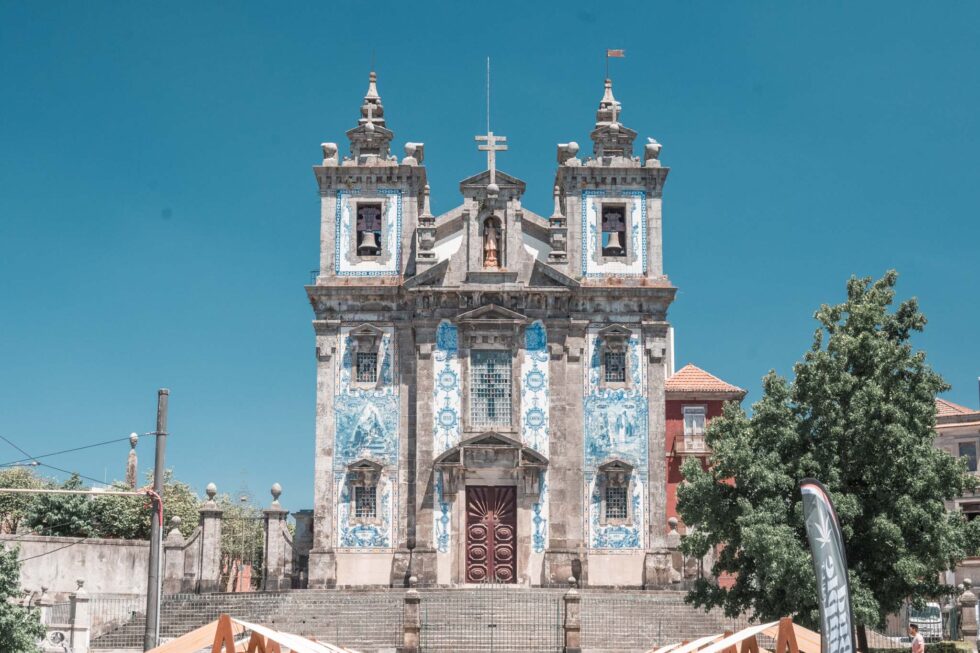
[909,623,925,653]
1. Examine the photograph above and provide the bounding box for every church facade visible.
[305,72,721,588]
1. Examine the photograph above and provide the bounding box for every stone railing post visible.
[959,578,978,648]
[563,577,582,653]
[198,482,224,593]
[262,483,290,591]
[163,516,186,595]
[401,576,421,653]
[69,579,91,653]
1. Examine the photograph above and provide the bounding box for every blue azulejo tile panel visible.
[522,321,550,553]
[333,326,399,549]
[583,328,648,550]
[581,189,647,277]
[432,320,460,555]
[335,188,402,276]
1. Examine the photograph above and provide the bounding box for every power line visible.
[37,462,114,488]
[0,435,132,468]
[0,434,36,464]
[18,541,80,562]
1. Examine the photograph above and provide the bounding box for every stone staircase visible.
[91,588,747,653]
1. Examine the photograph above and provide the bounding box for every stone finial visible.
[204,482,218,507]
[421,184,432,218]
[359,71,385,127]
[408,575,418,588]
[557,141,580,166]
[169,515,182,530]
[270,482,282,506]
[402,142,424,166]
[668,517,678,531]
[966,578,974,591]
[568,575,577,588]
[644,138,662,167]
[321,142,339,166]
[126,433,139,489]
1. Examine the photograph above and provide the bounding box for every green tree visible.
[216,493,265,591]
[0,545,46,652]
[0,467,50,534]
[678,271,980,643]
[89,471,201,540]
[24,474,94,537]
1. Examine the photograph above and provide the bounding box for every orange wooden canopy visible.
[147,614,362,653]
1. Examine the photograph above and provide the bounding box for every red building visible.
[665,364,746,527]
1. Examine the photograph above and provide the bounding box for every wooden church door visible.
[465,485,517,583]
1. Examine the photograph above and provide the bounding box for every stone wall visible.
[1,534,148,600]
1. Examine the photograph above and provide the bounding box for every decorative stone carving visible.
[321,142,339,166]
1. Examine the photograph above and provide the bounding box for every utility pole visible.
[143,388,169,651]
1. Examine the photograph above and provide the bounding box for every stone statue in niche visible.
[483,217,501,268]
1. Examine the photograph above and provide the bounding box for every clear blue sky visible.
[2,2,978,511]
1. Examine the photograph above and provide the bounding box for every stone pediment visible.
[598,324,633,339]
[530,260,579,288]
[348,457,384,472]
[455,303,527,324]
[459,169,526,193]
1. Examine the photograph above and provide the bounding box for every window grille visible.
[356,203,383,256]
[601,204,627,256]
[355,352,378,383]
[683,406,706,436]
[470,350,512,428]
[355,485,377,518]
[604,352,626,383]
[605,485,628,520]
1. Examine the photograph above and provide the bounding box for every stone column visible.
[262,483,290,591]
[642,321,670,588]
[960,579,978,648]
[410,324,438,585]
[309,320,339,588]
[162,516,186,595]
[563,579,582,653]
[292,509,314,589]
[198,483,224,593]
[544,323,587,586]
[391,325,417,587]
[68,579,90,653]
[401,577,421,653]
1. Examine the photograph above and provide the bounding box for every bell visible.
[605,231,625,254]
[358,231,381,255]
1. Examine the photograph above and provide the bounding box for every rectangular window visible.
[960,442,978,472]
[356,203,383,256]
[354,485,377,518]
[604,351,626,383]
[470,349,512,428]
[605,485,628,520]
[601,204,627,257]
[355,352,378,383]
[683,406,706,436]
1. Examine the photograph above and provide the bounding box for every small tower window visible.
[356,203,383,256]
[601,204,627,257]
[683,405,707,436]
[354,485,377,518]
[605,486,628,520]
[355,352,378,383]
[604,352,626,383]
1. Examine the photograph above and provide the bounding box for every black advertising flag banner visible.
[800,478,856,653]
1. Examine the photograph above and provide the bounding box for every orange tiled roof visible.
[936,398,979,418]
[666,364,745,396]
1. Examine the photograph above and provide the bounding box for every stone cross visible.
[476,131,508,187]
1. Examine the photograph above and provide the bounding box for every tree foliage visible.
[678,271,980,629]
[0,468,49,534]
[24,474,95,538]
[88,471,200,540]
[0,545,45,652]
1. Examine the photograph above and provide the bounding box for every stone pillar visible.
[563,579,582,653]
[69,579,91,653]
[263,483,290,591]
[292,509,314,588]
[309,320,339,588]
[162,516,186,595]
[391,325,417,587]
[666,517,683,585]
[401,577,421,653]
[960,579,978,648]
[198,483,224,593]
[410,325,438,585]
[642,321,670,589]
[544,324,588,587]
